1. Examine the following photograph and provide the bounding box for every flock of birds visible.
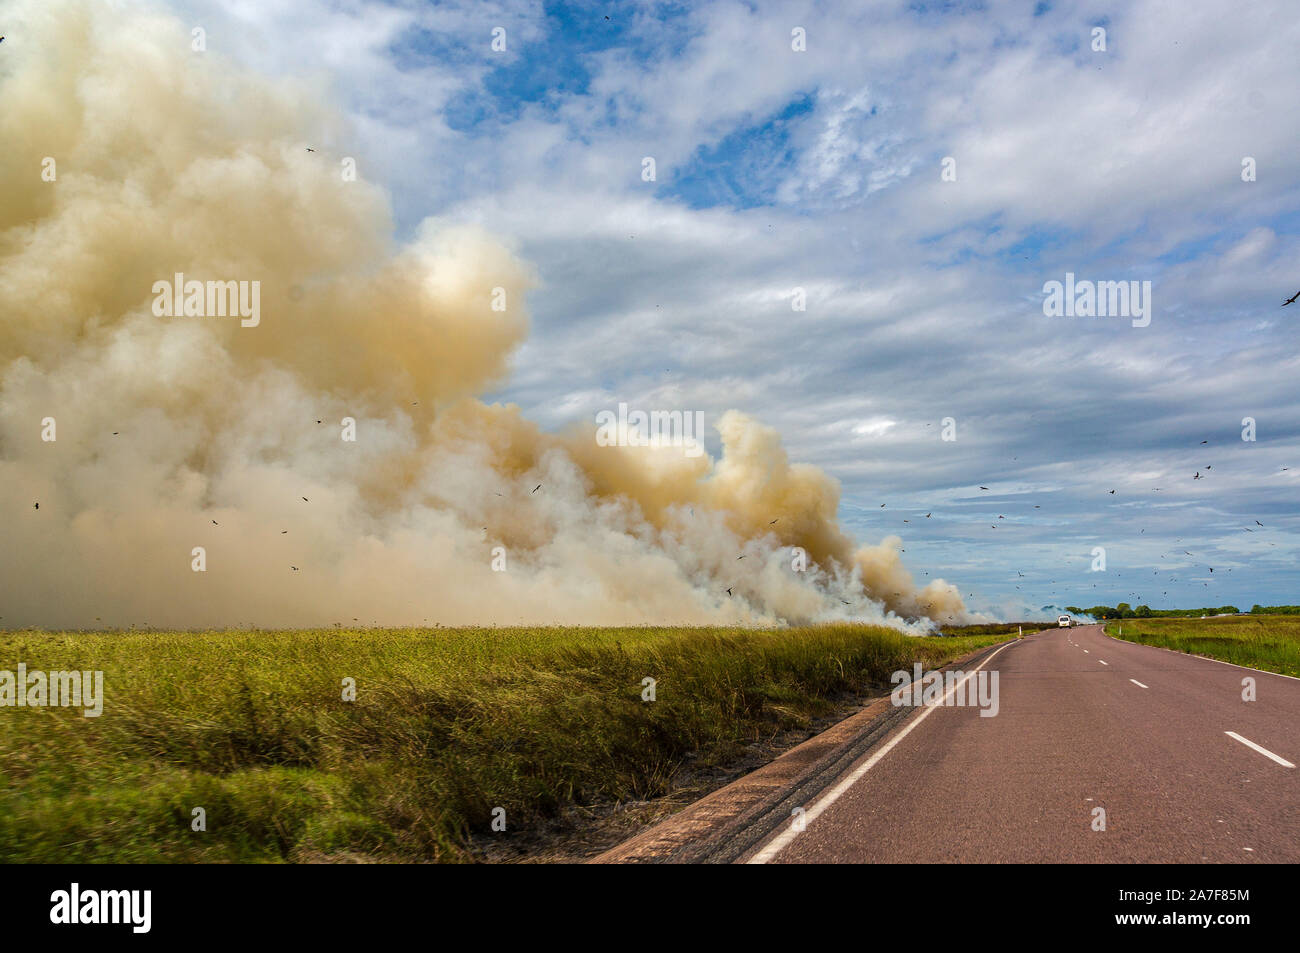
[24,411,1291,618]
[9,40,1292,620]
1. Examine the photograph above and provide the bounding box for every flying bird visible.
[33,502,38,509]
[1108,490,1115,494]
[302,496,309,501]
[532,484,542,494]
[1256,520,1264,527]
[769,518,779,524]
[291,566,300,571]
[211,520,218,525]
[306,147,315,153]
[737,555,745,560]
[1283,289,1299,306]
[725,587,733,597]
[925,512,931,518]
[979,486,989,490]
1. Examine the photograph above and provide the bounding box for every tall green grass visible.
[0,624,1006,863]
[1105,615,1300,678]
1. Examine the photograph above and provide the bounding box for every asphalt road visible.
[742,624,1299,863]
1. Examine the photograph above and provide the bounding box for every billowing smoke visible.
[0,0,968,631]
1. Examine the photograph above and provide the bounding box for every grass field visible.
[1104,615,1300,678]
[941,622,1041,638]
[0,623,1010,863]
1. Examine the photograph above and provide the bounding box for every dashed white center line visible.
[1098,660,1108,665]
[1225,731,1295,768]
[1083,649,1089,654]
[1129,679,1148,688]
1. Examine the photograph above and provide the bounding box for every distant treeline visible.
[1063,604,1299,619]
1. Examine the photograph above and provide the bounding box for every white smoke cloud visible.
[0,0,969,631]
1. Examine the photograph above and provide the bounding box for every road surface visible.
[738,624,1299,863]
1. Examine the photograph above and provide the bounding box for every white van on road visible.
[1057,615,1072,628]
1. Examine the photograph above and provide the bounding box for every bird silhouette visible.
[532,484,542,494]
[725,587,733,597]
[979,486,989,490]
[1283,289,1299,306]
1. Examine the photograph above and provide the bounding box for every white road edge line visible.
[1099,660,1108,665]
[1225,731,1295,769]
[747,639,1018,865]
[1129,679,1148,688]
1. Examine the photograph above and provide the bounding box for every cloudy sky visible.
[168,0,1299,616]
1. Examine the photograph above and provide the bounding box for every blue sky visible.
[177,0,1300,616]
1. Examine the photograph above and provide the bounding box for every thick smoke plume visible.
[0,0,968,630]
